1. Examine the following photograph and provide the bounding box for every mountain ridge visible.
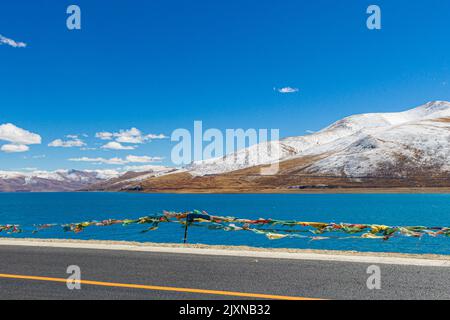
[90,101,450,192]
[2,101,450,192]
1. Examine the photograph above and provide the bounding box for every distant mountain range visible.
[2,101,450,192]
[0,170,118,192]
[0,166,177,192]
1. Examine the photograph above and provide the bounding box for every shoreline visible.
[135,187,450,194]
[3,187,450,194]
[0,238,449,267]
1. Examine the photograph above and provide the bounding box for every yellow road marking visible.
[0,273,320,300]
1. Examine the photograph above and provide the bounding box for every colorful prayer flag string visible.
[1,210,449,241]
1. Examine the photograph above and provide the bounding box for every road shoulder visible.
[0,238,449,267]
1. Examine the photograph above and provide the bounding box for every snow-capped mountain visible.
[90,101,450,193]
[0,169,122,192]
[4,101,449,193]
[188,101,450,178]
[84,166,179,191]
[0,165,177,192]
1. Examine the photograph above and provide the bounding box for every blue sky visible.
[1,0,450,171]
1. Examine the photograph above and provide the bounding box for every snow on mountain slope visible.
[187,141,298,175]
[187,101,450,177]
[308,116,450,177]
[0,169,120,182]
[77,165,180,191]
[0,169,121,192]
[105,166,179,185]
[282,101,450,156]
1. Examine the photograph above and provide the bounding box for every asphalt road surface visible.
[0,245,448,300]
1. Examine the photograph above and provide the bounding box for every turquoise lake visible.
[0,192,449,255]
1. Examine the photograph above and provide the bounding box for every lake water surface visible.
[0,192,449,255]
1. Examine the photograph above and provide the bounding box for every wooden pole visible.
[183,214,189,244]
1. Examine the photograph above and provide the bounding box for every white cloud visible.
[114,127,145,144]
[125,155,162,163]
[68,155,163,165]
[0,123,41,153]
[101,141,135,150]
[48,138,86,148]
[69,157,127,165]
[95,128,167,145]
[145,133,168,140]
[0,34,26,48]
[275,87,299,94]
[95,132,114,140]
[0,123,41,145]
[122,165,170,172]
[1,144,29,153]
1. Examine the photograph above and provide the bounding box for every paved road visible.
[0,245,448,300]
